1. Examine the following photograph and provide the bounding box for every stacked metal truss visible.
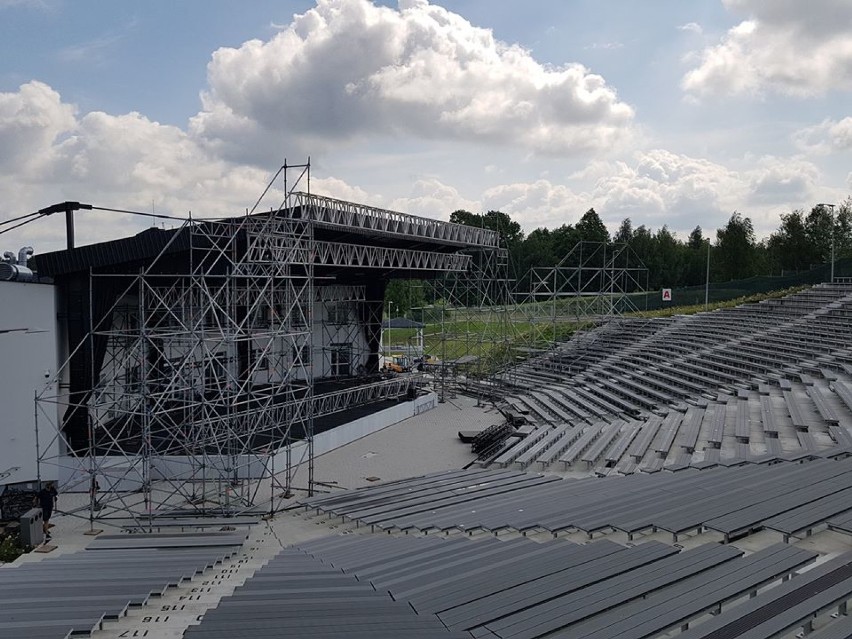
[419,242,516,402]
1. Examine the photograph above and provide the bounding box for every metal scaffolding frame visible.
[419,242,515,402]
[34,166,491,528]
[515,240,650,347]
[35,172,318,526]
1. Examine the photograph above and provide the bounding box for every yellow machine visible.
[384,355,411,373]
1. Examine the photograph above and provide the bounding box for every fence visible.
[637,257,852,311]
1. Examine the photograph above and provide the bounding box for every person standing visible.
[34,481,58,542]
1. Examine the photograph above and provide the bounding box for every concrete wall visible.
[57,392,439,490]
[0,281,59,485]
[278,392,438,469]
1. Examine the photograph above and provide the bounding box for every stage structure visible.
[33,165,500,527]
[515,240,649,344]
[413,236,514,403]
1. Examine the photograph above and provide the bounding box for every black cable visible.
[0,213,47,236]
[0,210,42,227]
[89,206,189,222]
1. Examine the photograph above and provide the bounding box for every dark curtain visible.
[361,280,387,373]
[61,273,122,453]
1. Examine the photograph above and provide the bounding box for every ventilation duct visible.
[0,263,36,282]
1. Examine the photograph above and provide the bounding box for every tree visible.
[683,226,709,286]
[550,224,579,262]
[449,209,523,249]
[836,197,852,259]
[715,212,757,281]
[687,226,704,250]
[614,218,633,245]
[384,279,426,318]
[651,225,685,289]
[767,209,814,273]
[805,205,834,265]
[575,208,610,244]
[514,227,555,278]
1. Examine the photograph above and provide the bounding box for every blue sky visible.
[1,0,851,251]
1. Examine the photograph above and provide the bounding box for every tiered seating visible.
[185,541,466,638]
[0,532,245,638]
[295,457,852,639]
[482,284,852,473]
[244,532,816,639]
[301,458,852,542]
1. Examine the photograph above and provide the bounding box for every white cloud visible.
[481,180,589,229]
[0,82,298,249]
[191,0,634,161]
[793,117,852,154]
[0,81,75,173]
[745,156,820,205]
[683,0,852,96]
[389,178,479,220]
[591,150,743,230]
[677,22,703,35]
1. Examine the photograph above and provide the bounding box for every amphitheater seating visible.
[0,532,245,639]
[480,285,852,474]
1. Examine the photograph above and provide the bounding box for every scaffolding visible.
[417,242,515,402]
[515,240,649,345]
[33,170,494,528]
[34,175,315,526]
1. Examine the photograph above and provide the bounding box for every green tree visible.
[715,212,757,281]
[450,209,523,249]
[575,208,610,244]
[651,225,685,289]
[684,226,709,286]
[384,279,427,318]
[514,227,555,278]
[836,197,852,259]
[550,224,579,261]
[766,209,815,273]
[613,218,633,245]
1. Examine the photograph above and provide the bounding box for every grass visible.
[383,286,808,377]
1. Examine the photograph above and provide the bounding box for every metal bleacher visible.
[254,520,838,639]
[482,284,852,475]
[0,531,246,639]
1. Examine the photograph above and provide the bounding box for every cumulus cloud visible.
[0,81,302,249]
[677,22,703,35]
[0,81,75,172]
[745,156,820,204]
[591,150,743,229]
[793,117,852,154]
[683,0,852,96]
[389,178,479,219]
[481,180,589,229]
[191,0,634,160]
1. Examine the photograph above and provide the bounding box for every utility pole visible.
[818,203,836,283]
[705,238,711,309]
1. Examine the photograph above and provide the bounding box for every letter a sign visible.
[662,288,672,302]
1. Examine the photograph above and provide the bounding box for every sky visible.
[1,0,851,253]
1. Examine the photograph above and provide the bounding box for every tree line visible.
[450,198,852,291]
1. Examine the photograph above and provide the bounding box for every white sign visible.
[661,288,672,302]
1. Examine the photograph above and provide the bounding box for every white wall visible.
[0,281,58,485]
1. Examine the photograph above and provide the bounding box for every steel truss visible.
[292,192,500,248]
[420,243,515,402]
[515,240,649,347]
[33,169,426,528]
